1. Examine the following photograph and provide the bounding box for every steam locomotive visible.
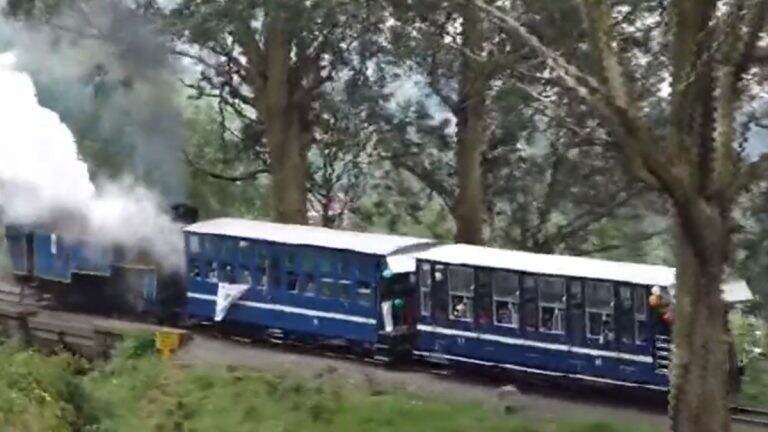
[2,206,742,393]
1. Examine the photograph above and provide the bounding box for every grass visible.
[0,337,658,432]
[739,359,768,408]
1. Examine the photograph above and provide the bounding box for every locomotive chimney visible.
[170,203,199,225]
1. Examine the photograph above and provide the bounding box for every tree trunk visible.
[264,5,309,225]
[453,1,487,245]
[669,214,731,432]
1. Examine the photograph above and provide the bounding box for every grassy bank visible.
[0,337,658,432]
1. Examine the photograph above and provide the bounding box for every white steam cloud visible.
[0,52,183,270]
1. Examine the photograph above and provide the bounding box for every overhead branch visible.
[183,150,269,182]
[712,0,768,201]
[474,0,675,193]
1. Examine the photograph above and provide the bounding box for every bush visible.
[0,343,88,432]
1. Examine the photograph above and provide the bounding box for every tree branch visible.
[183,150,269,182]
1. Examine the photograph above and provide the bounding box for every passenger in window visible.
[452,296,468,320]
[223,265,235,283]
[190,265,201,280]
[238,268,253,286]
[602,316,615,343]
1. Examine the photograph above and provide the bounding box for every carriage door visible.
[380,273,416,333]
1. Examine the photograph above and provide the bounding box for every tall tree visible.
[389,0,503,244]
[478,0,768,431]
[169,0,387,224]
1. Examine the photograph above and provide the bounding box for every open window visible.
[356,281,373,307]
[493,271,520,328]
[236,267,253,286]
[634,286,648,344]
[189,235,201,254]
[206,261,219,283]
[269,254,281,290]
[222,264,236,284]
[255,253,268,291]
[539,277,566,334]
[568,280,586,344]
[319,278,336,298]
[338,280,352,302]
[586,281,614,342]
[521,276,538,331]
[617,285,635,344]
[300,274,317,296]
[419,262,432,316]
[448,266,474,321]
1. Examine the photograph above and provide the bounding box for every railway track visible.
[732,406,768,428]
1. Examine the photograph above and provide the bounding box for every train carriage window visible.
[586,281,614,341]
[236,267,253,286]
[238,240,253,263]
[255,253,268,291]
[320,257,332,275]
[286,271,299,292]
[475,270,493,326]
[568,281,586,344]
[521,276,539,331]
[269,254,282,290]
[617,285,635,344]
[206,261,219,283]
[222,264,235,283]
[419,262,432,316]
[300,274,317,296]
[189,235,201,254]
[539,277,566,334]
[493,271,520,328]
[634,287,649,344]
[319,278,336,298]
[448,266,474,321]
[189,260,201,280]
[338,280,352,302]
[356,282,373,307]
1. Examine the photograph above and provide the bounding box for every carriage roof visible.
[414,243,676,287]
[183,218,437,257]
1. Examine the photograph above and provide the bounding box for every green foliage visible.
[0,338,659,432]
[0,343,88,432]
[739,359,768,408]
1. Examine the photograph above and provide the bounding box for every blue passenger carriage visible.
[3,223,185,321]
[182,218,436,359]
[411,244,674,390]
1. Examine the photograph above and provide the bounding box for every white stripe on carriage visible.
[412,350,668,391]
[416,324,654,364]
[187,292,377,325]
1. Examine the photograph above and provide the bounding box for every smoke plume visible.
[0,52,183,270]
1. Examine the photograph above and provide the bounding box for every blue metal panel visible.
[4,226,29,274]
[414,330,668,388]
[70,241,113,276]
[33,231,72,282]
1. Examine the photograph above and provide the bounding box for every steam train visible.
[2,208,742,392]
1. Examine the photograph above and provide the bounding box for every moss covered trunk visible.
[264,5,309,225]
[453,1,487,245]
[669,208,731,432]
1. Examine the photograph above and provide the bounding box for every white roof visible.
[721,279,754,304]
[414,244,675,286]
[184,218,436,257]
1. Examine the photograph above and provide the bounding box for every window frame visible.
[419,262,432,317]
[448,266,475,322]
[189,235,201,254]
[538,276,567,335]
[492,270,520,328]
[585,281,614,341]
[634,286,649,345]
